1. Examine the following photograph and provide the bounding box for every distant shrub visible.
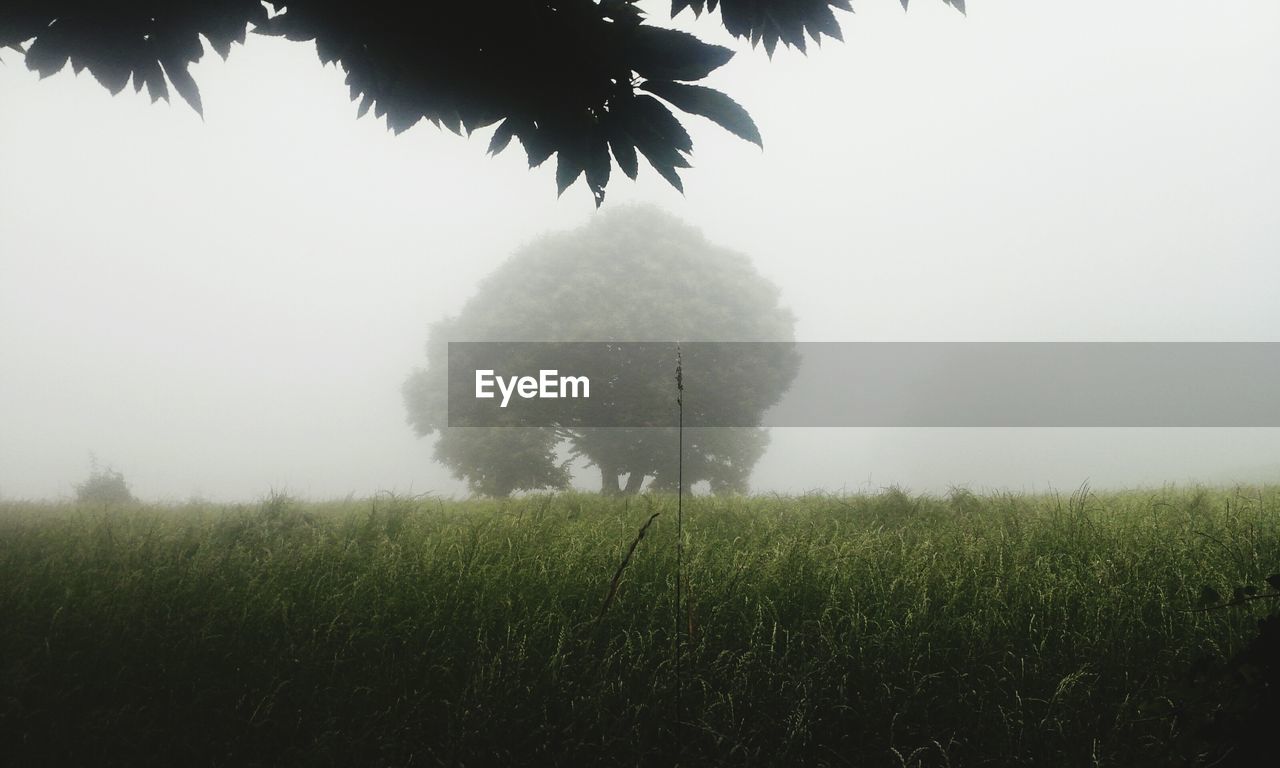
[947,486,983,516]
[75,467,134,505]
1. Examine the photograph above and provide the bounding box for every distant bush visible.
[75,467,134,505]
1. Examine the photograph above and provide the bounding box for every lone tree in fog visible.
[1,1,962,205]
[403,205,796,497]
[74,459,134,506]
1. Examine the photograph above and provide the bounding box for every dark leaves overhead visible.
[641,80,762,147]
[672,0,855,55]
[2,0,963,204]
[626,26,734,82]
[5,2,263,114]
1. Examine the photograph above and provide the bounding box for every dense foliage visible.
[72,465,134,505]
[403,205,797,496]
[1,485,1275,766]
[0,1,964,203]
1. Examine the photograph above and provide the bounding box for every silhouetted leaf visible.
[1200,585,1221,607]
[23,33,68,78]
[207,31,234,60]
[315,38,337,65]
[519,127,556,168]
[461,111,502,135]
[630,130,687,193]
[584,133,611,206]
[89,59,131,95]
[163,31,206,65]
[609,133,639,180]
[357,92,374,118]
[706,0,862,50]
[630,95,693,153]
[137,59,169,103]
[719,0,752,38]
[807,4,843,43]
[1267,574,1280,591]
[777,14,807,52]
[439,109,463,136]
[640,80,761,147]
[161,60,203,117]
[556,151,583,196]
[628,26,734,81]
[387,110,422,135]
[488,118,517,155]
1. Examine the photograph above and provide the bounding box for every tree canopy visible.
[403,205,798,496]
[1,1,964,204]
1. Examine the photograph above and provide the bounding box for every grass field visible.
[2,485,1278,766]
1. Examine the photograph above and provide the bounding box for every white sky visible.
[2,0,1278,500]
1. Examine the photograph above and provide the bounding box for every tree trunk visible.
[599,464,620,495]
[622,471,647,495]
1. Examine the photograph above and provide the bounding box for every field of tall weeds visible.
[2,485,1277,766]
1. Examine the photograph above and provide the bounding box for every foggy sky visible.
[2,0,1278,501]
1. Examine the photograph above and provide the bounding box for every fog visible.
[2,0,1278,501]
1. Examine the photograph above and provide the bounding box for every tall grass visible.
[1,486,1277,766]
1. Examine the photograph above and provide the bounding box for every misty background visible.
[2,0,1278,501]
